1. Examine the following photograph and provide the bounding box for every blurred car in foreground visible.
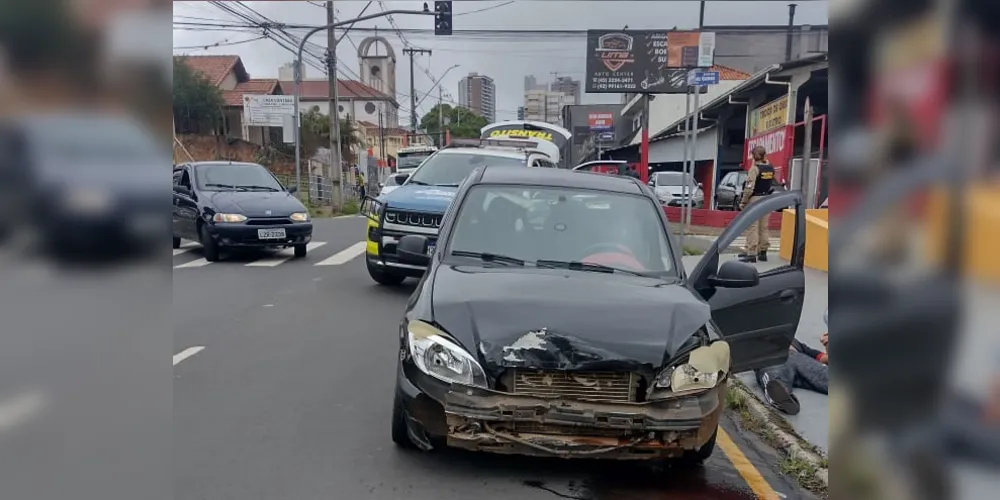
[0,112,169,258]
[172,161,312,261]
[388,166,807,462]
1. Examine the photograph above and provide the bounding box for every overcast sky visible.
[173,1,828,125]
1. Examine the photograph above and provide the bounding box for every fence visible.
[271,154,388,209]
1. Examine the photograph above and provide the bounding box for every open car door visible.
[687,191,806,373]
[572,160,628,176]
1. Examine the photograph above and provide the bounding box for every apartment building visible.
[457,72,496,123]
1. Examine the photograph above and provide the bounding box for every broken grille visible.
[510,370,637,403]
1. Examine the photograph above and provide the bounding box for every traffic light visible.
[434,1,452,36]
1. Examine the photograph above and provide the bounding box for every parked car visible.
[715,170,789,212]
[388,165,806,463]
[172,161,313,261]
[649,171,704,208]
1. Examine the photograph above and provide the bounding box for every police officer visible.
[738,145,776,263]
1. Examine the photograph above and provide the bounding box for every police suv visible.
[362,138,556,285]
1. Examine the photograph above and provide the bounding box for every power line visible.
[455,1,515,16]
[173,35,267,50]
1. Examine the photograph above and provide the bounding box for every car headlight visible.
[652,341,730,395]
[63,188,113,213]
[290,212,310,222]
[212,213,247,223]
[365,198,384,220]
[406,320,489,388]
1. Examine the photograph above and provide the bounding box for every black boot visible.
[758,251,768,262]
[739,254,757,263]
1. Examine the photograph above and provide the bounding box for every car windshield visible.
[397,153,431,170]
[406,151,526,187]
[384,174,405,187]
[654,172,696,187]
[447,186,675,277]
[195,164,284,192]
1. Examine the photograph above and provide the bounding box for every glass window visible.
[194,163,284,192]
[447,186,674,276]
[407,152,526,187]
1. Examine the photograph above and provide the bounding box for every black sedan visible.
[388,166,807,462]
[172,162,313,261]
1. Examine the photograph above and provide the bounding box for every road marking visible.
[173,346,205,366]
[717,427,781,500]
[173,248,192,256]
[245,242,327,267]
[174,258,211,269]
[173,241,199,256]
[0,390,47,436]
[314,241,367,266]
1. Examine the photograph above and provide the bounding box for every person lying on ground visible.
[754,334,828,415]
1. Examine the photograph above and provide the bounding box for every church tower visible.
[357,35,396,100]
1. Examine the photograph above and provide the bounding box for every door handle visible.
[779,290,798,302]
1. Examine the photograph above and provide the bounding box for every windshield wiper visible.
[407,180,429,185]
[436,183,461,187]
[450,250,525,267]
[535,259,649,278]
[238,185,280,192]
[204,183,236,190]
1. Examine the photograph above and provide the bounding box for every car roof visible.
[436,147,527,160]
[477,166,644,195]
[182,161,264,169]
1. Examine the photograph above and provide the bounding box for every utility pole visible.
[378,108,386,178]
[801,97,814,207]
[438,85,444,147]
[402,47,432,136]
[325,0,343,209]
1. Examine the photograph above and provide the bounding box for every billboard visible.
[588,112,614,131]
[744,125,793,182]
[748,95,790,137]
[242,94,295,127]
[585,30,715,94]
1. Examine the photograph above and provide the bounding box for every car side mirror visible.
[378,183,384,189]
[708,260,759,288]
[397,234,431,266]
[396,173,410,183]
[287,185,298,194]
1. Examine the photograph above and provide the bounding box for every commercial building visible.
[550,76,581,105]
[560,104,624,168]
[523,88,575,126]
[457,72,496,123]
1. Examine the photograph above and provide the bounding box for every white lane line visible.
[172,241,199,256]
[0,390,48,436]
[173,346,205,366]
[314,241,367,266]
[173,248,192,256]
[245,242,327,267]
[174,258,211,269]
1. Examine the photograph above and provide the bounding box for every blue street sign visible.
[686,70,720,86]
[598,131,615,142]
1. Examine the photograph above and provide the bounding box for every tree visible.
[298,106,364,165]
[419,104,489,147]
[172,57,226,134]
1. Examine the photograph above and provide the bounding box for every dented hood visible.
[430,266,711,378]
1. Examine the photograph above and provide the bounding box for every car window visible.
[179,169,192,190]
[194,163,283,192]
[173,169,184,186]
[407,151,526,187]
[448,185,674,276]
[721,173,734,186]
[654,172,697,187]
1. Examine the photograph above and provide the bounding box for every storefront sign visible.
[588,112,614,131]
[584,30,714,94]
[748,95,789,137]
[744,126,792,181]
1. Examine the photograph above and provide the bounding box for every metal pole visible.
[688,85,701,232]
[403,47,432,132]
[293,8,434,194]
[785,4,797,62]
[679,83,691,248]
[327,1,343,209]
[438,86,444,147]
[801,97,814,207]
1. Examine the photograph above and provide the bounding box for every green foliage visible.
[298,106,364,163]
[419,104,489,146]
[172,58,226,134]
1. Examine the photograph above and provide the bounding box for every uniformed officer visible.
[738,145,776,263]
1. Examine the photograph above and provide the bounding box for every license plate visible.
[426,243,436,256]
[257,228,286,240]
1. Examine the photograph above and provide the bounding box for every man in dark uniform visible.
[738,145,777,262]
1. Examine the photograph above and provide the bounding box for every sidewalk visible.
[681,254,829,452]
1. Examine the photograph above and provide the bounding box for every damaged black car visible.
[390,166,806,462]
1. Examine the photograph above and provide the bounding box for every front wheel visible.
[678,428,717,466]
[199,224,221,262]
[172,236,181,249]
[391,392,417,449]
[366,258,406,286]
[293,244,307,258]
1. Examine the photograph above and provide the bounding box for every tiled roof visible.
[712,64,752,80]
[280,80,391,100]
[222,79,283,106]
[175,55,247,86]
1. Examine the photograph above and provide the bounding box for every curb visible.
[731,382,829,488]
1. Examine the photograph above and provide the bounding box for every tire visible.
[293,244,307,258]
[366,258,406,286]
[680,428,717,466]
[391,392,417,449]
[199,224,221,262]
[172,236,181,249]
[732,198,740,212]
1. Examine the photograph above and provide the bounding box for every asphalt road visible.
[173,216,817,500]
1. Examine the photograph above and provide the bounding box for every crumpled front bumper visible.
[443,382,725,459]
